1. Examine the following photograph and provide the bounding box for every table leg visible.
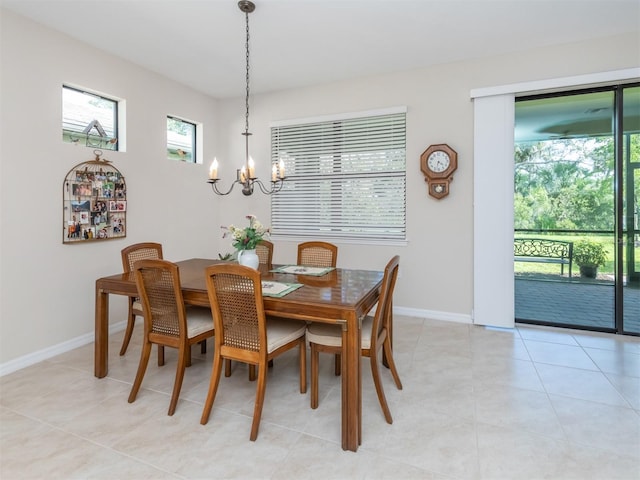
[94,283,109,378]
[341,312,361,451]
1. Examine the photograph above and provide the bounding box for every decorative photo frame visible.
[63,150,127,244]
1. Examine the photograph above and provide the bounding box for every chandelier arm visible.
[254,178,285,195]
[208,179,241,196]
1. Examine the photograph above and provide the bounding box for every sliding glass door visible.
[620,86,640,334]
[514,84,639,335]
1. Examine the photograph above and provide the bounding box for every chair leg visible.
[224,359,232,377]
[119,307,136,356]
[299,339,307,394]
[128,340,152,403]
[168,345,188,416]
[200,340,207,354]
[310,342,319,409]
[383,337,403,390]
[249,365,257,381]
[370,346,393,424]
[158,345,165,366]
[201,354,224,425]
[334,353,341,376]
[249,362,268,441]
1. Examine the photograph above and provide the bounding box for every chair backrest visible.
[370,255,400,348]
[256,240,274,266]
[134,259,187,339]
[121,242,163,273]
[297,241,338,267]
[204,263,266,358]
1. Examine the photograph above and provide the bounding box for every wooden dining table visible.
[94,258,383,452]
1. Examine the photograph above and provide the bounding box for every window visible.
[62,86,118,150]
[270,107,406,242]
[167,116,196,163]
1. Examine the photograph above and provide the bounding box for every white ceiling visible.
[2,0,639,99]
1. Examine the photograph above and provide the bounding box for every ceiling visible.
[2,0,639,99]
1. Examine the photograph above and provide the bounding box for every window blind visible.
[270,110,406,240]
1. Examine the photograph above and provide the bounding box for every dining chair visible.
[128,259,215,416]
[201,263,307,441]
[297,241,338,268]
[119,242,163,356]
[306,255,402,423]
[225,239,273,379]
[256,239,274,266]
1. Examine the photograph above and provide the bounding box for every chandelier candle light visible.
[208,0,285,196]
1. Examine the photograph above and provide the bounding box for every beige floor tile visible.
[584,346,640,377]
[473,383,565,438]
[535,362,630,406]
[605,372,640,410]
[2,315,639,479]
[477,422,639,480]
[549,394,640,457]
[524,339,599,370]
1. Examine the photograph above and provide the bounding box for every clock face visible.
[427,151,451,173]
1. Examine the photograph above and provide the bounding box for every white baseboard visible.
[394,306,472,324]
[0,321,126,377]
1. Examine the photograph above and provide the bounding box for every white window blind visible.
[270,109,406,241]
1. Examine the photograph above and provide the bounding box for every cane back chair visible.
[201,263,307,441]
[306,255,402,423]
[256,240,274,267]
[119,242,163,356]
[128,259,214,416]
[297,241,338,268]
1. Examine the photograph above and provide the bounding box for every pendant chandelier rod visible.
[208,0,285,196]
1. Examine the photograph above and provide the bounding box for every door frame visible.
[470,68,640,329]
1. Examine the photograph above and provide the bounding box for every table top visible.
[97,258,384,323]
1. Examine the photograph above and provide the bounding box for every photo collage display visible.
[63,160,127,243]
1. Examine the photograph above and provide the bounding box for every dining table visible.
[94,258,384,452]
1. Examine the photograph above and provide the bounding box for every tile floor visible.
[1,316,639,479]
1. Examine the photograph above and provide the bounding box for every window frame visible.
[62,85,119,151]
[166,115,198,163]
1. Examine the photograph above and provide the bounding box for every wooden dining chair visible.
[256,240,274,266]
[306,255,402,423]
[201,263,307,441]
[297,241,338,268]
[128,259,215,416]
[119,242,163,356]
[225,239,273,379]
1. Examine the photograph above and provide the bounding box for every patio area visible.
[515,276,640,334]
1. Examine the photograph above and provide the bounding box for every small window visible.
[167,116,196,163]
[62,86,119,150]
[270,108,407,242]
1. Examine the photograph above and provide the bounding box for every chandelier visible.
[208,0,285,196]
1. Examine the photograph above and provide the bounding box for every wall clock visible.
[420,143,458,199]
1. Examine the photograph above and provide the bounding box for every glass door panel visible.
[622,86,640,334]
[514,90,616,331]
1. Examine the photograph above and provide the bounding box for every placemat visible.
[271,265,335,276]
[261,281,303,298]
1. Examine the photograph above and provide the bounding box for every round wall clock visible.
[420,144,458,199]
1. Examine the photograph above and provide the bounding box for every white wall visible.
[0,9,222,366]
[1,7,638,368]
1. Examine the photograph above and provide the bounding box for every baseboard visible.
[0,321,126,377]
[394,306,472,324]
